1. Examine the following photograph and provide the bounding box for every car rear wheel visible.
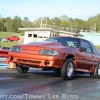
[90,62,100,78]
[16,65,29,74]
[61,58,74,80]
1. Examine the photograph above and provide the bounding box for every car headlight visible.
[39,49,59,56]
[11,46,22,52]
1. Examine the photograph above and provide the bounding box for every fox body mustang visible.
[9,36,100,80]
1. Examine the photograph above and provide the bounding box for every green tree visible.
[51,17,61,29]
[5,17,12,32]
[69,18,74,28]
[88,17,95,32]
[0,18,6,32]
[93,14,100,32]
[73,18,88,30]
[60,15,70,30]
[60,20,70,28]
[33,17,42,28]
[60,15,69,22]
[42,17,52,28]
[0,21,2,31]
[22,17,33,28]
[12,16,22,32]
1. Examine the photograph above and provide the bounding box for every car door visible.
[77,40,93,70]
[89,41,100,66]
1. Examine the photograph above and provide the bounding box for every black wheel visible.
[16,65,29,74]
[61,58,74,80]
[90,62,100,78]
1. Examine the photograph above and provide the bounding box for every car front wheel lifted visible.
[61,58,74,80]
[16,64,29,74]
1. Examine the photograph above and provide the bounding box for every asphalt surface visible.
[0,61,100,100]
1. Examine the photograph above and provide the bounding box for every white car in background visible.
[1,38,7,42]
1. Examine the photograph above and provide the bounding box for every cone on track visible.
[7,62,16,69]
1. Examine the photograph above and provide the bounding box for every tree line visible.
[0,14,100,33]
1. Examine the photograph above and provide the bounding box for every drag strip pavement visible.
[0,62,100,100]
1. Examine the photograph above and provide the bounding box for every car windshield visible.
[45,37,80,48]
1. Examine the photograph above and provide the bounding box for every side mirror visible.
[80,47,86,52]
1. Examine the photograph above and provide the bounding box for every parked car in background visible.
[2,47,10,50]
[1,38,7,42]
[6,36,19,41]
[9,36,100,80]
[0,38,2,41]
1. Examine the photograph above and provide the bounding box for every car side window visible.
[81,40,92,53]
[89,42,100,55]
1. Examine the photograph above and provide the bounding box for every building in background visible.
[19,28,76,44]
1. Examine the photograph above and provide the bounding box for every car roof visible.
[50,36,81,40]
[49,36,93,43]
[51,36,91,41]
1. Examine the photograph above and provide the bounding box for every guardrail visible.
[0,49,9,69]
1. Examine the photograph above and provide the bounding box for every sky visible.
[0,0,100,21]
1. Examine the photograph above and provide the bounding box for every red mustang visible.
[8,36,100,80]
[6,36,19,41]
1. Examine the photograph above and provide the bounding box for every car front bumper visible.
[9,52,65,68]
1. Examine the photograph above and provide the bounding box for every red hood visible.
[19,41,63,50]
[28,41,62,47]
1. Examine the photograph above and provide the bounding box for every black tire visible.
[90,62,100,78]
[61,58,74,80]
[16,65,29,74]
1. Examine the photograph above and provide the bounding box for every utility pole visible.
[40,18,43,28]
[46,17,47,28]
[94,23,96,33]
